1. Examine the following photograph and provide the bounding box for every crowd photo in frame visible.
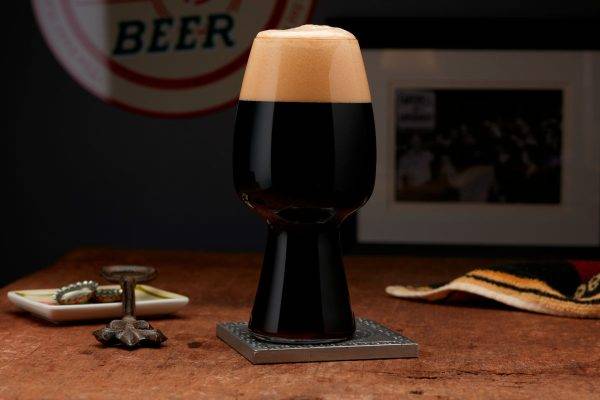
[393,88,563,205]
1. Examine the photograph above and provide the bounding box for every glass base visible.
[249,330,352,345]
[249,225,356,343]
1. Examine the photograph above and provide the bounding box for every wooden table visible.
[1,249,598,399]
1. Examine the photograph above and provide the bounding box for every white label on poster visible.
[396,90,436,129]
[32,0,314,117]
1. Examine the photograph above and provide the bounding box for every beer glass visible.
[233,25,376,343]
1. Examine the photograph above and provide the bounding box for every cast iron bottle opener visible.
[93,265,167,348]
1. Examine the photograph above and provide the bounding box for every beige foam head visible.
[239,25,371,103]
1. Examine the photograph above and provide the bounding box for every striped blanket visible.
[386,261,600,318]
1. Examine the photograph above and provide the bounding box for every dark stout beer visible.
[234,101,375,222]
[233,25,376,343]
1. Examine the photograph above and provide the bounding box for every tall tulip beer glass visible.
[233,25,376,343]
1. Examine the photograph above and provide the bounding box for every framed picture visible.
[331,18,600,247]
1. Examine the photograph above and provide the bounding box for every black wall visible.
[6,1,600,285]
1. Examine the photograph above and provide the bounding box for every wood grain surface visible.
[1,249,598,399]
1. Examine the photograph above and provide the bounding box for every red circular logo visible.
[33,0,315,117]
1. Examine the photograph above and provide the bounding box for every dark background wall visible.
[6,1,600,286]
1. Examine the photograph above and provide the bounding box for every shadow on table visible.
[403,296,520,313]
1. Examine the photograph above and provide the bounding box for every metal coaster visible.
[216,318,418,364]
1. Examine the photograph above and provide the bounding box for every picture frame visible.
[329,18,600,248]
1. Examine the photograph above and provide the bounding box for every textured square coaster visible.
[216,318,418,364]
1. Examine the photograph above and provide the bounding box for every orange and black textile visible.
[386,261,600,318]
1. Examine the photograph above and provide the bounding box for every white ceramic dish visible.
[7,284,189,323]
